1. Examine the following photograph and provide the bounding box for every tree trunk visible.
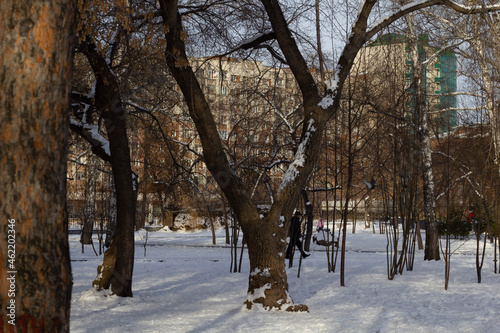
[0,0,75,330]
[243,216,307,311]
[405,12,440,260]
[80,42,137,296]
[421,125,440,260]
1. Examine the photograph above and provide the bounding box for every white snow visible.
[277,119,317,193]
[70,117,111,157]
[319,65,340,110]
[239,30,274,47]
[318,95,335,110]
[70,223,500,332]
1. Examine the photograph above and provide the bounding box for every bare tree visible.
[158,0,500,310]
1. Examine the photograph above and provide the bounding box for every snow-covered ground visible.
[70,223,500,332]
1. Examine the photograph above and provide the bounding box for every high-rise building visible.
[352,33,457,132]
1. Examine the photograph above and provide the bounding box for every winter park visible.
[3,0,500,332]
[68,218,500,332]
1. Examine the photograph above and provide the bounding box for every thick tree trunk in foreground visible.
[0,0,75,331]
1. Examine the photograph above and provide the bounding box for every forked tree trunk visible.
[160,1,318,310]
[160,0,455,311]
[0,0,75,330]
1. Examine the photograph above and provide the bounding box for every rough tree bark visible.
[0,0,75,331]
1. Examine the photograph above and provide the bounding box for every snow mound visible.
[135,228,148,240]
[78,288,113,302]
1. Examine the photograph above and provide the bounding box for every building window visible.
[219,130,227,140]
[231,75,240,83]
[207,70,216,79]
[436,68,441,78]
[220,86,228,95]
[220,71,227,80]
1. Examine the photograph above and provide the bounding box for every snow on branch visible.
[421,41,466,68]
[441,0,500,14]
[305,185,343,192]
[277,119,317,194]
[318,0,500,113]
[436,171,473,201]
[429,92,485,98]
[367,0,440,40]
[69,117,111,161]
[367,0,500,41]
[239,30,275,48]
[427,106,484,114]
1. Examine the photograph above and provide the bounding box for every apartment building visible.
[166,57,305,184]
[68,36,457,227]
[351,33,457,132]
